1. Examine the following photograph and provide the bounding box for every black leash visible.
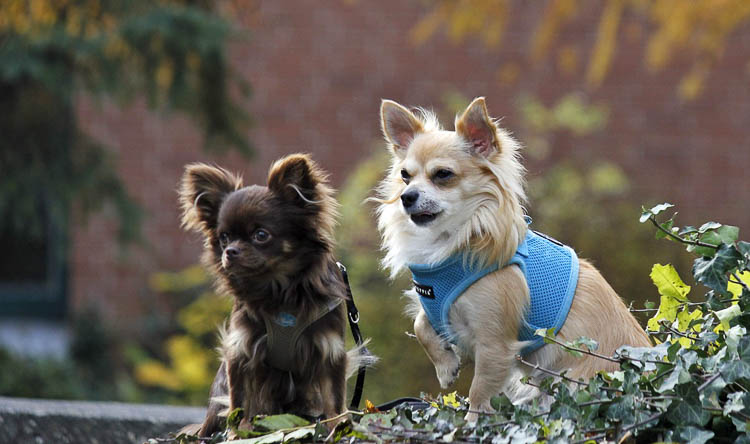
[375,397,429,411]
[337,262,369,411]
[336,263,430,414]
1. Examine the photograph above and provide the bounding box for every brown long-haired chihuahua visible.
[179,154,365,436]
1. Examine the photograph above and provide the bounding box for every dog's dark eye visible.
[433,169,454,180]
[252,229,272,244]
[219,232,230,247]
[400,169,411,184]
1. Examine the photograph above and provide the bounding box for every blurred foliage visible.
[412,0,750,100]
[129,266,230,405]
[0,0,250,242]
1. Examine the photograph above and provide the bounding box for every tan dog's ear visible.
[381,99,424,155]
[455,97,500,158]
[179,163,243,233]
[267,153,326,205]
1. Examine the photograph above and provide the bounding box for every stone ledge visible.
[0,396,206,444]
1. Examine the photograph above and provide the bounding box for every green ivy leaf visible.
[680,226,698,236]
[676,426,715,444]
[254,414,310,432]
[568,337,599,352]
[491,394,513,411]
[715,225,740,244]
[723,392,748,416]
[656,219,674,240]
[640,203,673,223]
[698,222,723,233]
[605,394,636,424]
[666,384,711,426]
[649,203,674,216]
[720,360,750,384]
[692,226,740,257]
[231,431,285,444]
[693,244,743,294]
[282,428,314,442]
[738,241,750,259]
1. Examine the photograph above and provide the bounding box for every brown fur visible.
[376,98,651,422]
[178,154,349,436]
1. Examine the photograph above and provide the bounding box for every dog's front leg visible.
[226,357,247,418]
[414,309,461,388]
[465,342,515,423]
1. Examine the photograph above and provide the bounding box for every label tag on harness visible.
[275,312,297,327]
[414,281,435,299]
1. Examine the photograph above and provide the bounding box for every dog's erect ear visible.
[381,99,424,155]
[267,153,325,205]
[179,163,243,233]
[455,97,500,158]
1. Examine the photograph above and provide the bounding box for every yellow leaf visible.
[647,264,691,331]
[728,271,750,299]
[714,305,742,333]
[442,391,460,408]
[364,399,379,413]
[676,307,702,347]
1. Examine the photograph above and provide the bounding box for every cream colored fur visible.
[376,97,651,422]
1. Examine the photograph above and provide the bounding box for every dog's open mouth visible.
[410,211,441,226]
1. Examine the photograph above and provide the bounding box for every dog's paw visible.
[464,401,492,424]
[435,353,461,388]
[464,411,479,424]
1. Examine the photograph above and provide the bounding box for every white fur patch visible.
[220,323,253,360]
[317,330,345,362]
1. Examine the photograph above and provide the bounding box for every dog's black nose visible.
[225,246,240,258]
[401,190,419,209]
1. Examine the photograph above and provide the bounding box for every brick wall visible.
[73,1,750,325]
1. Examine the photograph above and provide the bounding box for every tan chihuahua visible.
[375,97,650,422]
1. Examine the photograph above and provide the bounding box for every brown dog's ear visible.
[179,163,243,233]
[381,99,424,155]
[455,97,500,158]
[267,153,326,205]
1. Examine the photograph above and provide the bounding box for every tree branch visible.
[649,216,718,249]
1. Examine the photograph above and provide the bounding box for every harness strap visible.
[337,262,368,411]
[263,299,343,372]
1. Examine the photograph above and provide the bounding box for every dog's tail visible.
[346,338,379,379]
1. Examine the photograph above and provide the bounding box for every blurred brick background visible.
[73,1,750,326]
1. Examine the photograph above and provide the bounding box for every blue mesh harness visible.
[408,227,579,356]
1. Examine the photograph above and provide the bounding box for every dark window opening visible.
[0,206,67,319]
